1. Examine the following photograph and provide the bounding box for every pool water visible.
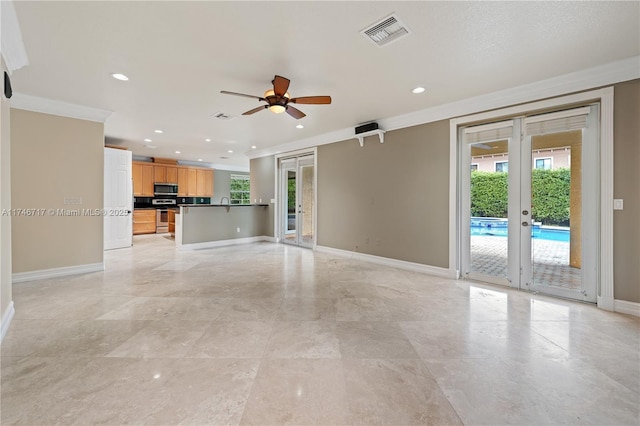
[471,218,570,242]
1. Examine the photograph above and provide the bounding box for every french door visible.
[460,105,599,302]
[279,154,316,248]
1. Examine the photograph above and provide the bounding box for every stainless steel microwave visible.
[154,183,178,196]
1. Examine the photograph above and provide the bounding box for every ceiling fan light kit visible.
[221,75,331,120]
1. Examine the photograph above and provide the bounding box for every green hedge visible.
[470,169,571,226]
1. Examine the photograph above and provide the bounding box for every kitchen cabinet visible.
[177,168,188,196]
[154,165,166,183]
[168,209,176,235]
[166,166,178,184]
[133,162,154,196]
[196,169,214,197]
[133,162,212,198]
[187,168,198,196]
[133,209,156,234]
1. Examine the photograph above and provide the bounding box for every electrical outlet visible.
[236,227,240,233]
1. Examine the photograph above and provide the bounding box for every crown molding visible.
[1,0,29,73]
[248,56,640,160]
[247,127,354,160]
[10,93,112,123]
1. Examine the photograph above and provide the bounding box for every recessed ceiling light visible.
[198,158,203,162]
[144,138,152,142]
[227,150,233,153]
[154,129,163,134]
[205,138,211,142]
[251,145,257,149]
[175,151,180,154]
[411,86,425,94]
[144,144,157,149]
[296,124,304,129]
[111,73,129,81]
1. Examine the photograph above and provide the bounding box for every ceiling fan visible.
[220,75,331,119]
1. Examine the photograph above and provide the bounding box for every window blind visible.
[525,106,591,136]
[464,120,514,143]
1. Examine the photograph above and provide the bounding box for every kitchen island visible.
[175,204,271,249]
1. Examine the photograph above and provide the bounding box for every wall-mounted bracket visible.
[355,129,385,147]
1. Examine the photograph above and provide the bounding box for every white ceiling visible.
[9,1,640,169]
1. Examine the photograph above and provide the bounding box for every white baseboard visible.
[12,262,105,283]
[315,245,456,278]
[614,299,640,317]
[1,301,15,343]
[179,235,274,251]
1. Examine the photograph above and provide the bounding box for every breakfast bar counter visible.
[175,204,270,249]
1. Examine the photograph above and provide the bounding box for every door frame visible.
[274,148,318,248]
[449,87,615,310]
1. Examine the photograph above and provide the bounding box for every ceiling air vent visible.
[212,112,234,120]
[361,14,411,47]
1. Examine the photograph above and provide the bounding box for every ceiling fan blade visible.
[290,96,332,105]
[220,90,264,101]
[272,75,290,97]
[286,105,306,119]
[243,105,268,115]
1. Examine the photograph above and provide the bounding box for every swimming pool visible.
[471,218,570,242]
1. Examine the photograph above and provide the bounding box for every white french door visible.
[460,105,599,302]
[279,153,316,248]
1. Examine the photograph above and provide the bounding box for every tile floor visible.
[1,235,638,425]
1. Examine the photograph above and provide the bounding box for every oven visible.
[152,198,176,233]
[156,208,169,233]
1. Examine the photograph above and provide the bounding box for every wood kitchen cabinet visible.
[133,209,156,234]
[196,169,214,197]
[153,165,166,183]
[187,168,198,196]
[133,162,154,196]
[133,162,213,198]
[177,167,188,196]
[166,166,178,184]
[168,209,176,235]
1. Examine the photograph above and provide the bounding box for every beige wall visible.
[613,79,640,303]
[250,156,275,237]
[0,59,13,327]
[317,121,450,268]
[11,109,104,273]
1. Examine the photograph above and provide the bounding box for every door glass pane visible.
[469,140,509,279]
[530,131,581,290]
[300,164,314,246]
[285,169,297,243]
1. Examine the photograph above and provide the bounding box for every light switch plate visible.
[613,199,624,210]
[64,197,82,205]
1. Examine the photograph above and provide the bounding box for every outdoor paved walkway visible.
[471,236,581,290]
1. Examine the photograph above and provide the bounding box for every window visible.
[535,158,552,170]
[495,161,508,172]
[471,163,479,171]
[230,174,250,204]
